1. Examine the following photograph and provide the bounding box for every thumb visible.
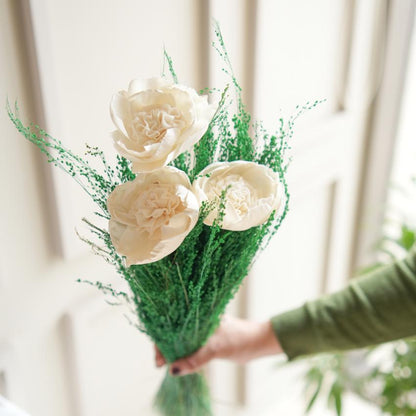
[170,343,216,376]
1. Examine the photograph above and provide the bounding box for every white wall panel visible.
[255,0,346,127]
[242,0,382,412]
[353,0,416,266]
[65,297,164,416]
[1,0,402,415]
[29,0,203,258]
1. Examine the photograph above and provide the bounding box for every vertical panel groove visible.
[14,0,46,127]
[0,371,7,398]
[238,0,259,407]
[13,0,64,257]
[196,0,211,90]
[321,181,338,294]
[242,0,258,113]
[336,0,356,111]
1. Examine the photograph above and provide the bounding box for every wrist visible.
[252,320,283,358]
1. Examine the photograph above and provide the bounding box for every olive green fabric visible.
[271,246,416,360]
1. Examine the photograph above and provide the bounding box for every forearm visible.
[210,317,283,362]
[271,247,416,360]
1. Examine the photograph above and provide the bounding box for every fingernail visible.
[171,366,181,375]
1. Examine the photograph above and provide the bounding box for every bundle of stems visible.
[9,26,319,415]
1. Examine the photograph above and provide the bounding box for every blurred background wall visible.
[0,0,415,415]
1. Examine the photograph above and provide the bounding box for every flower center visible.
[132,104,185,146]
[134,183,185,237]
[209,175,255,217]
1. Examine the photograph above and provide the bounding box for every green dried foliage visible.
[9,26,318,416]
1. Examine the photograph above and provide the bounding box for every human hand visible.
[154,315,283,376]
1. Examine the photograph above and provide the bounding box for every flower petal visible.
[193,161,282,231]
[128,77,172,95]
[110,78,215,171]
[107,167,200,265]
[110,92,130,137]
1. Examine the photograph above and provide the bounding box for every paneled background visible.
[0,0,414,415]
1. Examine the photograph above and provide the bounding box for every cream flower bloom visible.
[110,78,215,172]
[107,167,199,265]
[193,161,282,231]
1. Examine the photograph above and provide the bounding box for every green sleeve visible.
[271,246,416,360]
